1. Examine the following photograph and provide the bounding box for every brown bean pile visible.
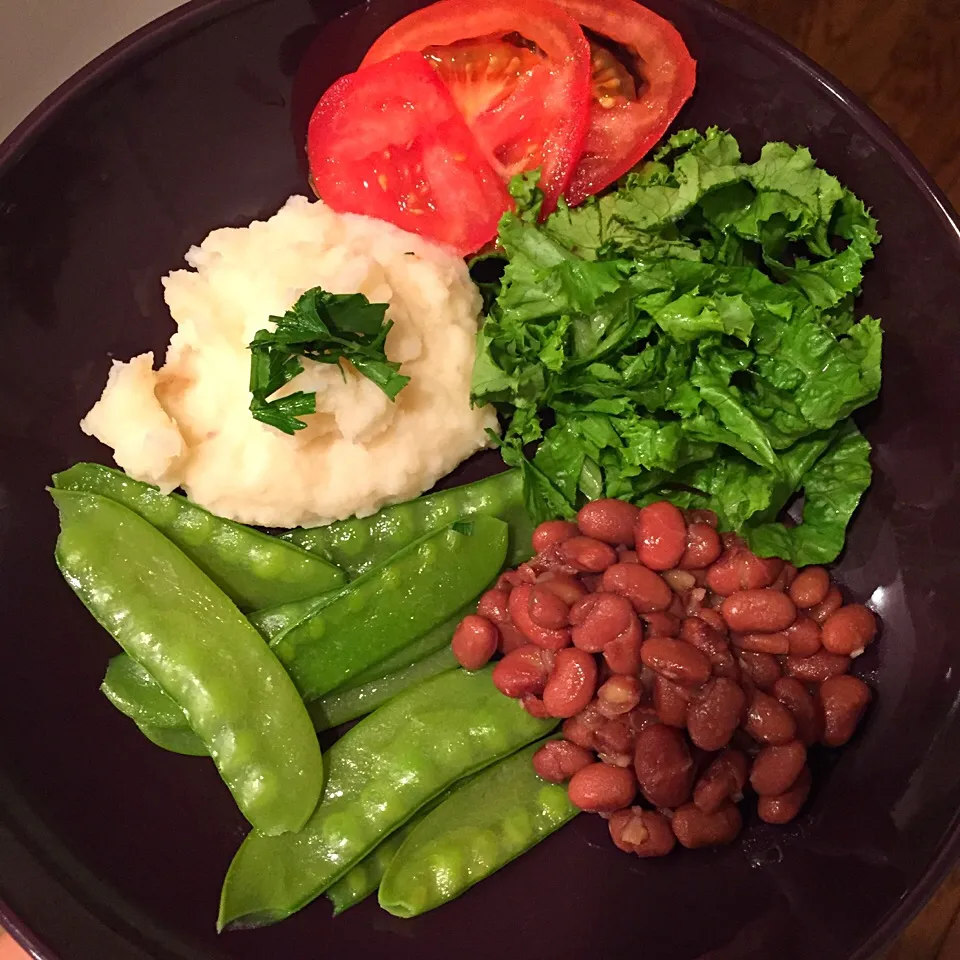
[450,498,877,857]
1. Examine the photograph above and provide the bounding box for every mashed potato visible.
[81,196,498,527]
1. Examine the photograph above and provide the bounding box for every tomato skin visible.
[361,0,592,213]
[549,0,696,204]
[307,52,510,256]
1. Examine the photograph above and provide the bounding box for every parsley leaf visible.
[249,286,410,435]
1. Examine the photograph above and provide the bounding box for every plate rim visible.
[1,0,959,957]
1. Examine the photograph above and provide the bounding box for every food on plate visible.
[358,0,593,214]
[527,0,697,204]
[80,195,497,527]
[217,667,555,930]
[450,497,877,855]
[378,737,577,917]
[54,463,344,611]
[247,285,410,436]
[308,52,511,257]
[103,606,465,746]
[311,0,696,250]
[51,489,324,836]
[473,128,881,563]
[283,467,532,575]
[268,515,508,699]
[48,0,890,933]
[308,646,459,732]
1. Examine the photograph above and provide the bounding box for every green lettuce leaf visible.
[471,129,881,553]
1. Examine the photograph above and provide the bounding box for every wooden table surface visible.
[1,1,958,959]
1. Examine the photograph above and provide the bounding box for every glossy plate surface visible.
[1,0,959,957]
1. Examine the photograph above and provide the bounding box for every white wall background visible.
[0,0,189,143]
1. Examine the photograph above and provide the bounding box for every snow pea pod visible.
[52,489,323,836]
[271,517,507,700]
[137,723,207,756]
[379,737,578,917]
[325,820,414,916]
[283,469,532,577]
[309,647,458,732]
[324,775,470,915]
[218,667,555,930]
[53,464,345,611]
[103,601,468,743]
[331,597,474,690]
[102,653,187,729]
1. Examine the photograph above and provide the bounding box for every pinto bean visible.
[603,623,644,675]
[609,807,676,857]
[681,616,740,680]
[451,615,499,670]
[819,675,872,746]
[721,590,797,633]
[535,572,587,606]
[737,651,782,690]
[679,522,723,570]
[542,648,598,718]
[634,724,695,807]
[757,767,812,824]
[821,604,877,657]
[750,741,807,796]
[477,588,510,624]
[789,566,830,608]
[653,675,693,728]
[568,763,636,812]
[531,520,580,553]
[602,563,673,613]
[772,677,824,746]
[706,548,782,596]
[577,499,640,546]
[509,584,571,651]
[782,616,822,657]
[694,749,749,814]
[641,636,712,688]
[562,702,606,751]
[492,645,553,698]
[532,740,594,783]
[783,650,850,683]
[641,611,681,638]
[635,501,688,571]
[672,801,742,848]
[808,585,843,624]
[596,675,642,717]
[687,678,747,751]
[744,690,797,745]
[571,593,637,653]
[559,536,618,573]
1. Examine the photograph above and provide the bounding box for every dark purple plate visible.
[1,0,960,957]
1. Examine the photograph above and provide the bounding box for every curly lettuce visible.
[471,128,881,564]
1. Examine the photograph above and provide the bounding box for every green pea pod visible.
[379,738,578,917]
[271,517,507,700]
[309,647,458,732]
[102,602,465,742]
[324,774,473,915]
[53,464,345,612]
[218,667,555,930]
[283,469,532,577]
[52,489,324,836]
[102,653,188,729]
[332,597,474,691]
[137,723,207,756]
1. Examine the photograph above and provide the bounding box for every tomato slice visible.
[548,0,696,205]
[307,52,510,256]
[360,0,592,213]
